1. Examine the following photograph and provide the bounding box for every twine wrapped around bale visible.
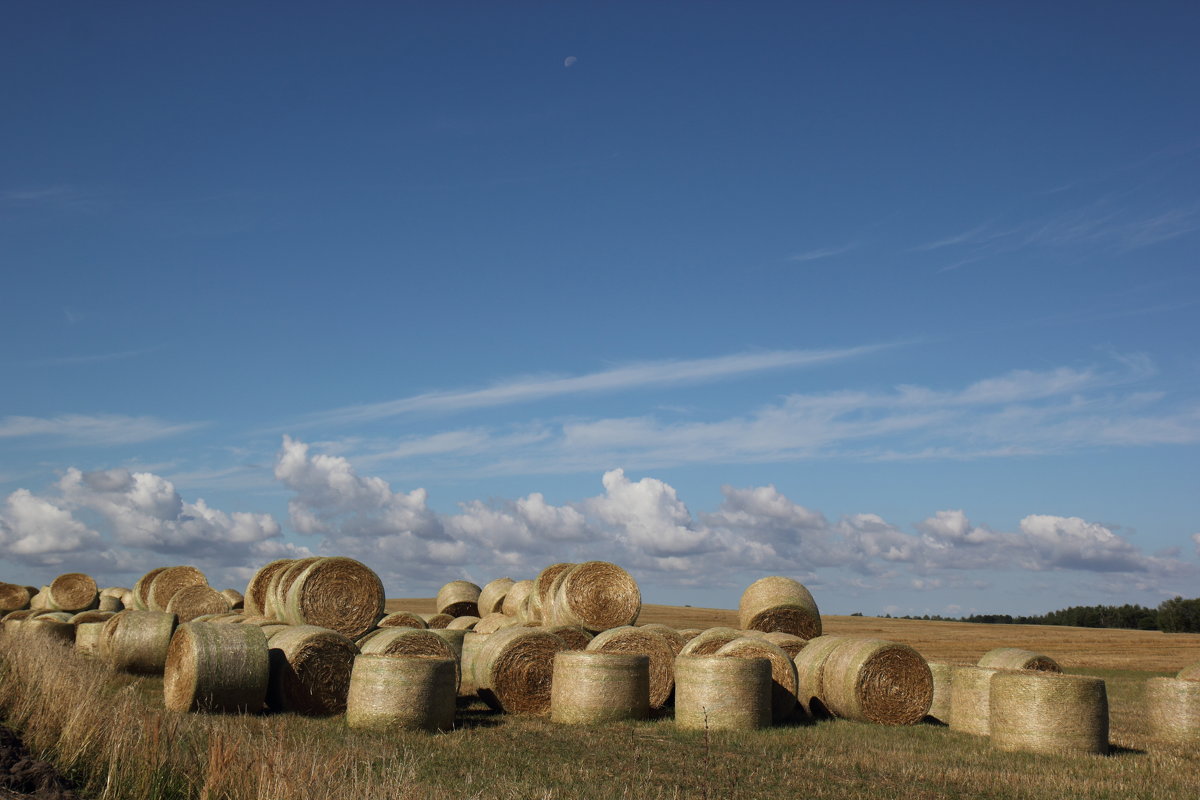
[475,627,566,715]
[267,625,359,715]
[474,612,518,635]
[75,621,105,656]
[436,580,482,618]
[110,611,179,674]
[1177,662,1200,681]
[459,632,487,698]
[0,583,31,613]
[48,573,98,612]
[550,561,641,633]
[738,576,821,639]
[281,557,384,640]
[1145,677,1200,745]
[166,585,233,623]
[358,628,460,690]
[220,589,244,609]
[926,662,953,724]
[679,627,743,658]
[243,559,295,617]
[478,578,516,617]
[675,655,771,731]
[503,580,534,619]
[989,671,1108,755]
[424,613,454,629]
[793,635,850,717]
[819,638,932,726]
[586,626,676,710]
[148,567,208,613]
[977,647,1062,673]
[378,611,428,629]
[97,611,128,662]
[545,625,594,651]
[552,651,650,724]
[163,622,269,713]
[346,655,456,733]
[949,666,999,735]
[716,637,799,722]
[762,632,807,660]
[446,615,480,630]
[133,568,168,610]
[528,563,575,624]
[267,557,321,620]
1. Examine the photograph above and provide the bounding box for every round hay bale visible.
[166,585,233,623]
[926,662,953,724]
[75,621,105,656]
[679,627,743,657]
[219,589,244,609]
[355,628,385,649]
[260,624,290,640]
[793,634,851,717]
[528,563,575,624]
[267,557,322,620]
[0,583,31,613]
[358,628,460,690]
[819,638,932,725]
[989,671,1108,755]
[120,590,136,608]
[378,611,428,629]
[2,609,35,624]
[133,568,168,610]
[674,655,771,731]
[977,647,1061,673]
[424,613,454,629]
[243,559,295,617]
[33,611,73,622]
[552,651,650,724]
[738,576,821,639]
[474,612,517,635]
[97,611,128,662]
[475,627,566,715]
[267,625,358,715]
[503,579,534,619]
[544,625,594,651]
[716,637,799,722]
[460,632,487,698]
[638,624,686,655]
[445,615,480,630]
[586,626,677,710]
[1145,677,1200,746]
[24,617,76,645]
[478,578,516,617]
[110,611,179,674]
[1176,661,1200,681]
[677,629,702,642]
[28,588,49,610]
[346,655,456,733]
[98,595,123,612]
[148,566,208,613]
[281,557,384,640]
[429,627,468,661]
[762,631,807,660]
[436,580,482,618]
[47,573,98,612]
[550,561,640,633]
[163,622,269,713]
[949,665,1000,735]
[69,610,114,625]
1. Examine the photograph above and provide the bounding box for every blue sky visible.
[2,2,1198,616]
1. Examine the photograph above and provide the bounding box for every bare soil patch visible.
[0,725,79,800]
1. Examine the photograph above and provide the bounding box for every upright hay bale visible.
[243,559,295,616]
[282,557,384,640]
[544,625,594,651]
[359,628,460,690]
[166,585,233,623]
[475,627,566,715]
[111,611,179,674]
[793,635,850,717]
[949,665,1000,736]
[378,611,428,629]
[436,580,482,618]
[1177,661,1200,681]
[679,627,743,658]
[48,573,98,612]
[133,568,168,610]
[586,626,676,710]
[478,578,516,617]
[926,662,954,724]
[502,580,535,619]
[989,671,1108,755]
[346,655,456,733]
[820,638,932,725]
[528,563,576,624]
[0,583,31,613]
[552,651,650,724]
[148,567,208,613]
[75,622,105,656]
[425,613,454,629]
[738,576,821,640]
[1145,677,1200,745]
[446,615,480,630]
[267,625,359,715]
[762,632,807,660]
[675,655,771,731]
[163,622,269,713]
[551,561,640,633]
[715,637,799,722]
[977,647,1062,673]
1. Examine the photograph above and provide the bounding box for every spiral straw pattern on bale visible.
[679,627,743,658]
[675,655,771,731]
[133,568,168,611]
[378,611,428,629]
[793,635,850,717]
[267,625,359,715]
[638,624,686,655]
[163,622,269,713]
[243,559,295,617]
[926,662,953,724]
[359,628,460,690]
[989,671,1108,755]
[478,578,516,617]
[75,622,105,656]
[550,561,641,633]
[1177,661,1200,681]
[552,651,650,724]
[166,585,233,623]
[762,631,807,660]
[502,579,535,619]
[346,655,457,733]
[47,573,98,613]
[1144,677,1200,745]
[716,637,799,722]
[0,583,31,613]
[545,625,594,651]
[424,613,454,629]
[528,563,575,624]
[110,611,178,674]
[282,557,384,640]
[977,647,1062,673]
[949,665,1000,735]
[148,566,208,613]
[428,627,468,661]
[586,626,676,710]
[819,638,932,726]
[475,627,566,715]
[738,576,821,640]
[268,557,321,620]
[436,580,482,618]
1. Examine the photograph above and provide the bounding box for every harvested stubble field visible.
[2,605,1199,800]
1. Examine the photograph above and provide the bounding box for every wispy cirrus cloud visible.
[788,243,859,263]
[0,413,204,445]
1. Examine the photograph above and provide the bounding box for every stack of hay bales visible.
[739,576,821,639]
[977,647,1061,672]
[585,626,676,711]
[147,567,208,613]
[243,559,296,616]
[477,578,515,617]
[989,671,1108,755]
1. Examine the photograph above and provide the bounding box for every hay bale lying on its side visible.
[424,613,454,629]
[0,583,31,613]
[260,624,290,641]
[163,622,269,713]
[949,665,999,735]
[378,611,428,629]
[166,585,233,623]
[550,562,640,633]
[638,624,686,655]
[819,638,932,726]
[678,629,702,642]
[475,627,566,715]
[358,628,460,691]
[586,626,676,710]
[527,563,576,624]
[97,611,128,662]
[69,610,114,625]
[267,557,322,620]
[977,647,1061,673]
[716,637,799,722]
[544,625,594,651]
[989,671,1108,755]
[445,615,480,630]
[267,625,359,716]
[437,580,482,618]
[762,632,807,660]
[346,655,456,733]
[679,627,743,658]
[133,568,168,611]
[48,573,98,613]
[675,655,771,731]
[926,662,953,724]
[282,557,384,640]
[148,567,208,613]
[738,576,821,639]
[552,651,650,724]
[110,611,179,674]
[503,580,535,619]
[478,578,516,617]
[459,632,488,698]
[474,612,517,635]
[220,589,244,609]
[243,559,295,617]
[428,628,467,661]
[1177,661,1200,681]
[1144,677,1200,745]
[793,635,850,717]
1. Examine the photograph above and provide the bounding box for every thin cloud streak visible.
[0,414,205,445]
[788,243,859,263]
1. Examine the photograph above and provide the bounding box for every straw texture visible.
[166,585,233,623]
[926,662,953,724]
[98,595,123,613]
[282,557,384,640]
[428,627,468,661]
[949,666,1000,735]
[378,611,428,629]
[97,611,128,662]
[0,583,31,613]
[675,655,771,731]
[424,613,454,629]
[819,638,932,725]
[243,559,294,617]
[503,580,535,619]
[478,578,516,616]
[586,626,676,710]
[738,576,821,639]
[475,627,566,715]
[133,568,168,611]
[446,615,480,630]
[679,627,743,658]
[550,562,641,633]
[528,563,576,624]
[552,651,650,724]
[545,625,594,651]
[163,622,269,713]
[24,617,76,646]
[268,557,321,620]
[762,632,807,660]
[1144,677,1200,745]
[267,625,359,715]
[358,628,460,690]
[436,580,482,618]
[110,611,179,674]
[346,655,456,733]
[75,622,105,656]
[793,634,850,717]
[716,637,799,722]
[459,632,487,697]
[219,589,244,609]
[48,573,98,612]
[1177,661,1200,681]
[989,671,1109,755]
[474,612,518,635]
[638,624,686,655]
[148,566,208,613]
[977,647,1062,673]
[69,610,114,625]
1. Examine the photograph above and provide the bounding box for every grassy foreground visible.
[2,614,1198,800]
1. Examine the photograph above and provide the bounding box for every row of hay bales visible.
[0,571,246,621]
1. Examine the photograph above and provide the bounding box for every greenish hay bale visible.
[528,563,575,624]
[110,611,179,674]
[267,624,359,716]
[544,625,594,651]
[550,561,641,633]
[220,589,244,609]
[792,634,850,717]
[552,651,650,724]
[459,632,488,698]
[268,557,322,620]
[428,627,468,661]
[1145,677,1200,746]
[75,622,105,656]
[989,671,1108,755]
[69,610,114,625]
[503,579,535,619]
[97,610,128,662]
[716,637,799,722]
[282,557,385,640]
[358,627,460,691]
[678,627,743,657]
[674,655,771,731]
[586,626,676,710]
[378,611,428,629]
[243,559,295,617]
[24,617,77,646]
[977,647,1062,673]
[133,568,168,611]
[148,566,208,613]
[478,577,516,617]
[820,638,932,726]
[346,655,456,733]
[163,622,269,713]
[949,666,1000,736]
[445,615,480,630]
[1176,661,1200,681]
[0,583,31,612]
[98,595,123,612]
[475,627,566,715]
[166,584,233,623]
[738,576,821,639]
[424,613,454,629]
[473,612,518,635]
[926,662,954,724]
[48,573,98,612]
[436,580,482,618]
[638,624,686,655]
[762,632,807,660]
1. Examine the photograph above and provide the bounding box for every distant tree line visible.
[879,596,1200,633]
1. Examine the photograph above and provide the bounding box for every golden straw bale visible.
[820,638,932,725]
[267,625,359,715]
[243,559,294,616]
[977,647,1061,673]
[428,627,468,661]
[424,613,454,629]
[528,563,575,624]
[148,566,208,613]
[69,610,114,625]
[926,662,953,724]
[110,611,179,674]
[677,629,702,642]
[478,578,516,616]
[28,588,49,610]
[460,632,487,697]
[638,624,686,655]
[989,671,1108,755]
[738,576,821,639]
[551,561,640,633]
[762,632,807,660]
[436,580,482,618]
[97,611,127,662]
[446,615,480,630]
[98,595,123,612]
[47,573,98,612]
[163,622,269,713]
[166,585,233,623]
[474,612,517,635]
[475,627,566,715]
[0,583,31,613]
[586,626,676,710]
[679,627,743,657]
[1145,677,1200,746]
[949,666,1000,735]
[260,624,290,640]
[268,557,321,620]
[552,651,650,724]
[378,611,428,629]
[219,589,244,609]
[716,637,799,722]
[545,625,594,651]
[793,634,850,717]
[1177,661,1200,681]
[358,628,460,690]
[346,655,456,733]
[75,621,105,656]
[282,557,384,640]
[133,568,168,611]
[674,655,771,731]
[503,580,535,619]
